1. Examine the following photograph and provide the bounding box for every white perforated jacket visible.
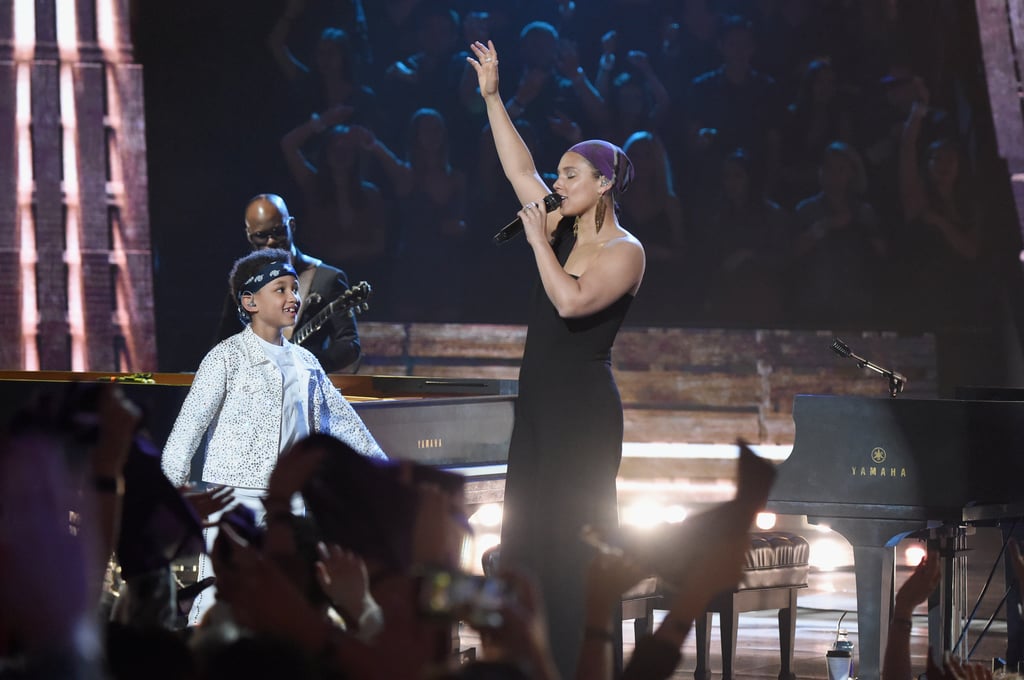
[161,326,386,489]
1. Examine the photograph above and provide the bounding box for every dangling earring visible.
[595,195,606,233]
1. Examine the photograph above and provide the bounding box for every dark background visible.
[132,0,1024,382]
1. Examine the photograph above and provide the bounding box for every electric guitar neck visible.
[292,281,371,347]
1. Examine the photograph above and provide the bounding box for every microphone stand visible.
[831,338,907,398]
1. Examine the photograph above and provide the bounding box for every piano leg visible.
[927,526,970,658]
[811,517,923,680]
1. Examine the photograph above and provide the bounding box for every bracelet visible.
[93,475,124,494]
[583,626,615,642]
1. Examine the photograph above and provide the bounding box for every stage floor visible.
[460,527,1014,679]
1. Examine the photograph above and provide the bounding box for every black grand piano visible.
[0,371,515,503]
[769,394,1024,680]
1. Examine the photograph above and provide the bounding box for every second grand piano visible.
[768,394,1024,680]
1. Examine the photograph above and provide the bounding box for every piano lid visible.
[0,371,516,477]
[767,394,1024,522]
[0,371,517,398]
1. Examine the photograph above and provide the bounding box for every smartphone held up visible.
[416,566,514,629]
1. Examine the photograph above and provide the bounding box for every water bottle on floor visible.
[826,617,855,680]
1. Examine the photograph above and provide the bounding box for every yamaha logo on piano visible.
[417,437,443,449]
[851,446,907,478]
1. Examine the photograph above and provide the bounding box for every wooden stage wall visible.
[355,323,938,446]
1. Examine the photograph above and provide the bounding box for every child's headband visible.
[238,260,297,301]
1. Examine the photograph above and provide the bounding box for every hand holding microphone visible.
[492,193,563,244]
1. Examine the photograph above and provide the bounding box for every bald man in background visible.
[214,193,362,372]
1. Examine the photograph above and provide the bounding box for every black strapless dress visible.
[500,218,633,677]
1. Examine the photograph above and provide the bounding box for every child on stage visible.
[161,248,386,624]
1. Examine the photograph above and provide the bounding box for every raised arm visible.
[628,51,671,126]
[883,550,940,680]
[267,0,309,82]
[281,105,353,193]
[353,125,415,196]
[558,40,609,130]
[468,41,554,226]
[899,99,929,224]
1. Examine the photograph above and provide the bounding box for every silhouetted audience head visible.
[820,141,867,196]
[407,108,451,169]
[926,137,961,189]
[197,634,317,680]
[794,58,837,110]
[519,21,559,69]
[718,14,756,66]
[415,5,460,59]
[721,148,760,203]
[316,27,355,82]
[623,131,674,196]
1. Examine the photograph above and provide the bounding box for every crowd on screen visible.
[251,0,995,331]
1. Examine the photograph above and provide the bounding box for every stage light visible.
[663,504,687,523]
[809,537,850,571]
[470,503,503,528]
[622,500,664,528]
[903,544,926,567]
[756,512,777,530]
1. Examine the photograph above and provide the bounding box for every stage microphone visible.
[830,338,852,358]
[830,336,907,398]
[492,193,563,245]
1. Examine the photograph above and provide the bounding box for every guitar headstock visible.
[293,280,374,347]
[344,280,372,316]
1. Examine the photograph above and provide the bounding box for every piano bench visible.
[622,531,809,680]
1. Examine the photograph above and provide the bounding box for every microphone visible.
[830,336,907,398]
[492,193,563,245]
[830,338,852,358]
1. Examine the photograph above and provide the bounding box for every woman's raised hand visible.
[468,40,500,98]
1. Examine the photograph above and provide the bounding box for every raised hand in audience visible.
[316,542,383,640]
[882,549,940,680]
[894,549,941,620]
[91,385,141,563]
[181,485,235,525]
[409,478,466,568]
[575,547,648,680]
[925,648,994,680]
[616,531,751,680]
[266,435,327,511]
[472,569,560,680]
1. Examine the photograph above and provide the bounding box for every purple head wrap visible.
[567,139,635,194]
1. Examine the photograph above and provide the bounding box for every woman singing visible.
[468,40,645,678]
